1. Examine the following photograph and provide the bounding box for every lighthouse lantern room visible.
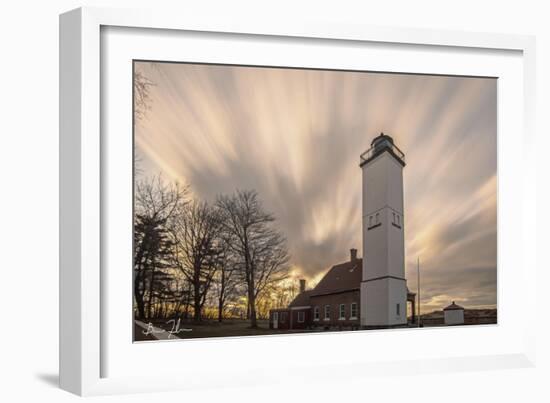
[360,133,408,328]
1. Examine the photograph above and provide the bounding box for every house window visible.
[396,303,400,316]
[350,303,358,319]
[324,305,330,320]
[297,311,305,323]
[339,304,346,320]
[280,312,287,323]
[313,306,320,321]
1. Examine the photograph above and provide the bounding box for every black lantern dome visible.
[360,132,405,167]
[371,132,395,147]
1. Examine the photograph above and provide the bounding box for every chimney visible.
[299,279,306,293]
[350,248,358,262]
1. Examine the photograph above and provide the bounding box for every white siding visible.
[362,279,388,326]
[361,278,407,326]
[444,309,465,325]
[361,150,407,327]
[388,278,407,326]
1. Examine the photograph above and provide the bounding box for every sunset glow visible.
[135,61,497,313]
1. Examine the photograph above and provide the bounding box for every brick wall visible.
[309,290,360,329]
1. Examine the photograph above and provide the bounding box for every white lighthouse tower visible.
[360,133,408,327]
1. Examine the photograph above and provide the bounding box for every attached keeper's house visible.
[269,249,417,330]
[269,133,418,331]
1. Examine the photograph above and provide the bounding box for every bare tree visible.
[217,190,290,328]
[212,244,241,322]
[134,69,155,121]
[133,176,187,320]
[171,200,224,322]
[251,232,290,302]
[133,66,156,176]
[265,279,299,313]
[135,175,187,220]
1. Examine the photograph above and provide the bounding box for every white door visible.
[273,312,278,329]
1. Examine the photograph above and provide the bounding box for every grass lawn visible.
[134,319,313,341]
[173,320,290,339]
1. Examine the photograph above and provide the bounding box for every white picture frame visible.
[59,6,537,396]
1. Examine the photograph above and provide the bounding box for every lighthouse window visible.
[396,303,401,316]
[369,216,373,226]
[391,213,401,229]
[375,213,379,223]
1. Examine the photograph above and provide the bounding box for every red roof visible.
[286,255,416,308]
[289,290,314,307]
[287,258,362,308]
[310,258,363,296]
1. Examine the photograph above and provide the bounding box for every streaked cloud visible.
[135,62,497,312]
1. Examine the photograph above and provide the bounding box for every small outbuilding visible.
[443,301,465,325]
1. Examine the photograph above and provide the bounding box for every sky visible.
[134,61,497,313]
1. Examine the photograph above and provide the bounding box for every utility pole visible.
[417,257,421,327]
